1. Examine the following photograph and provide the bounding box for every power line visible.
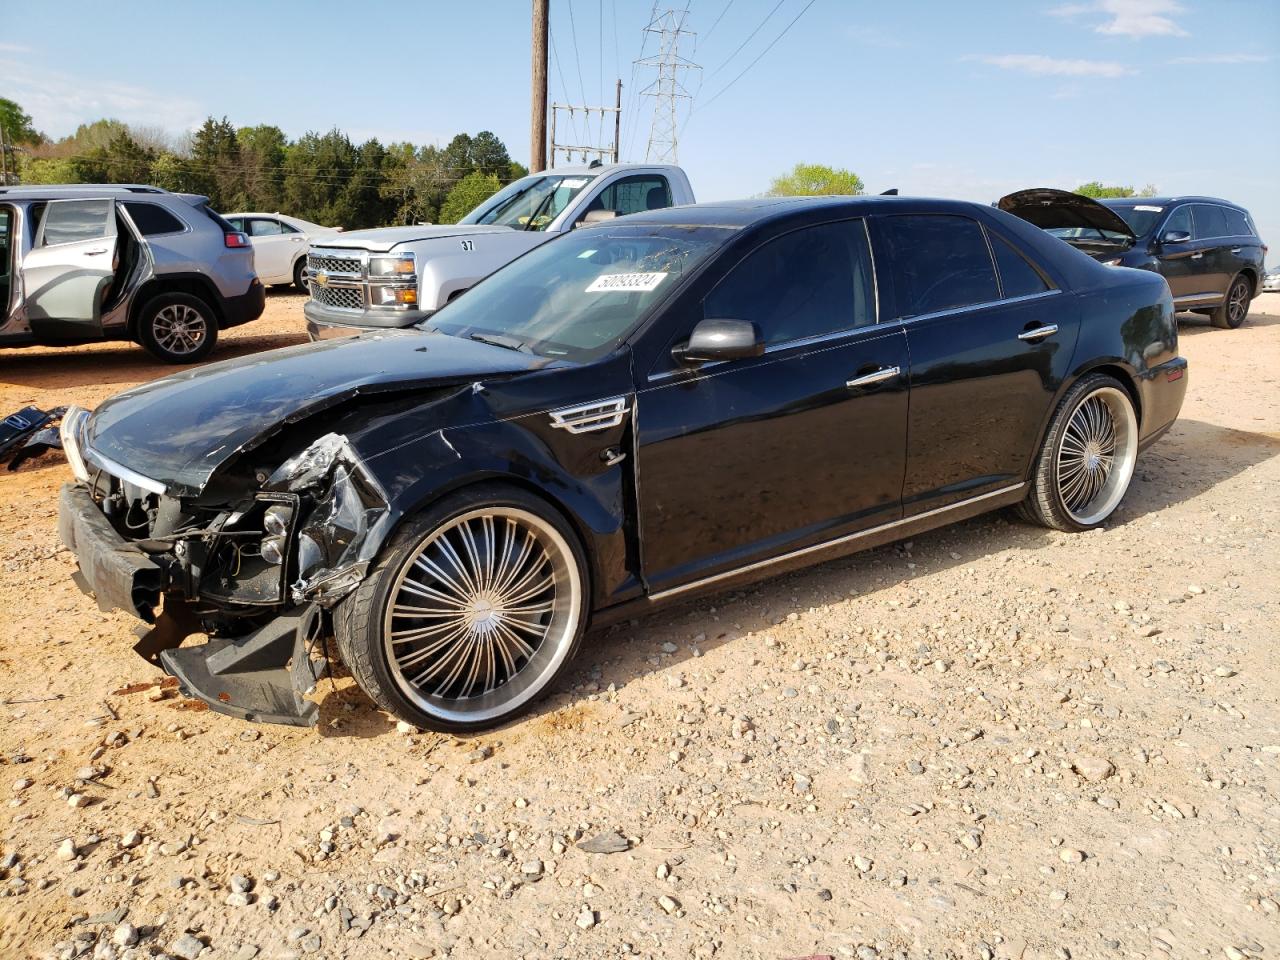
[704,0,785,80]
[566,0,590,118]
[548,26,585,146]
[701,0,734,47]
[698,0,817,112]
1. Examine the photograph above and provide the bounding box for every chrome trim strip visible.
[897,288,1062,325]
[83,448,167,496]
[1173,292,1220,304]
[647,482,1026,602]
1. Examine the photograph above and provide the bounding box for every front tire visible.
[1019,373,1139,532]
[335,484,589,732]
[293,258,309,293]
[1210,274,1251,329]
[137,292,218,364]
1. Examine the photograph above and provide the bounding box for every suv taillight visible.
[225,231,250,248]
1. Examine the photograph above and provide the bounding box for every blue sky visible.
[3,0,1278,245]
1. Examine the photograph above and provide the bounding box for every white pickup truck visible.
[303,162,695,340]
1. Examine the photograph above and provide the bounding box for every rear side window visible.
[990,234,1051,298]
[123,201,185,236]
[1192,204,1228,240]
[877,215,999,318]
[278,219,301,234]
[249,218,284,237]
[705,219,875,345]
[38,199,114,246]
[1221,207,1253,238]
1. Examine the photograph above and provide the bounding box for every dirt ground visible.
[1,291,1277,960]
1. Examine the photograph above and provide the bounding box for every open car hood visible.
[997,188,1137,241]
[83,330,553,497]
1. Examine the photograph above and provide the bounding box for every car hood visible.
[84,330,556,497]
[997,188,1137,241]
[311,224,516,253]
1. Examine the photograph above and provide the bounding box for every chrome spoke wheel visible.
[383,507,581,724]
[1228,280,1247,325]
[1055,386,1137,526]
[152,304,208,356]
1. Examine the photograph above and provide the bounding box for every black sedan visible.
[57,196,1188,731]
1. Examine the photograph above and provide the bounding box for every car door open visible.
[22,198,119,339]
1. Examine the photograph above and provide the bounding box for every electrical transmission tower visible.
[636,8,700,164]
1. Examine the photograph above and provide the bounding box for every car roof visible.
[1102,195,1247,210]
[0,184,171,198]
[612,194,982,229]
[539,162,685,177]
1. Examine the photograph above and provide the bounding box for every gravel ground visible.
[1,291,1278,960]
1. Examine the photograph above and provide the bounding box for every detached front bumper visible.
[58,482,321,727]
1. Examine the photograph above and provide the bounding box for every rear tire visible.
[1210,274,1251,329]
[334,484,589,732]
[137,292,218,364]
[1018,373,1139,532]
[293,258,309,293]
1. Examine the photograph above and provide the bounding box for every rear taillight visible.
[224,231,250,248]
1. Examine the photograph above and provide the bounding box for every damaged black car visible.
[59,196,1187,731]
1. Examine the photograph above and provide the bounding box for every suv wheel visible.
[137,292,218,364]
[1018,373,1139,532]
[293,258,309,293]
[335,484,589,732]
[1210,274,1251,329]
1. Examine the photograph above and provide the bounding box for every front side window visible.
[1192,204,1228,240]
[878,215,999,318]
[703,220,875,346]
[421,224,728,362]
[123,201,185,237]
[38,199,114,247]
[990,234,1051,299]
[1161,205,1192,237]
[249,218,284,237]
[459,174,597,231]
[582,176,672,220]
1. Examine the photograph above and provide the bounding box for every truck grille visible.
[310,283,363,310]
[308,252,362,274]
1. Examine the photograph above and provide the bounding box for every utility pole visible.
[637,8,699,164]
[613,78,622,163]
[0,124,8,185]
[531,0,549,172]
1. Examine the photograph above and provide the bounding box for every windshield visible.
[1046,225,1133,244]
[459,174,597,231]
[1102,202,1164,238]
[420,224,730,363]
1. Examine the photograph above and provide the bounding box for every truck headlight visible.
[368,255,416,277]
[59,406,92,483]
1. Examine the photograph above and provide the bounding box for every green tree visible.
[0,97,42,145]
[1074,181,1159,199]
[188,116,242,208]
[70,129,156,183]
[236,124,288,210]
[767,163,864,197]
[438,171,500,224]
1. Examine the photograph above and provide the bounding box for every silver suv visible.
[0,184,265,363]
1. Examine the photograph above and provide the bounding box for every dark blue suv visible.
[1000,189,1266,329]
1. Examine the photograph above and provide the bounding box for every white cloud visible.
[0,57,205,138]
[1169,52,1270,64]
[965,53,1134,78]
[0,42,33,54]
[1051,0,1188,38]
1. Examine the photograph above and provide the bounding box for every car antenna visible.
[588,159,603,169]
[880,188,899,196]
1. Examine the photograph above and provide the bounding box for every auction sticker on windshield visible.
[586,272,669,293]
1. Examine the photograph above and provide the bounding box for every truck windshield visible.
[459,174,597,231]
[420,224,730,363]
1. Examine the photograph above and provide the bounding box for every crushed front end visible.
[56,407,390,727]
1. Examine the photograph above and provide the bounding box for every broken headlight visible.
[59,405,92,483]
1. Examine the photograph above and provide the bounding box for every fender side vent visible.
[549,397,628,434]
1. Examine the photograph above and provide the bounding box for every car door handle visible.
[83,248,109,256]
[1190,252,1203,260]
[846,365,900,389]
[292,237,304,242]
[1017,324,1058,342]
[1230,247,1242,254]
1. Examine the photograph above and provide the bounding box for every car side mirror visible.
[673,318,764,364]
[1160,230,1191,244]
[576,210,617,228]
